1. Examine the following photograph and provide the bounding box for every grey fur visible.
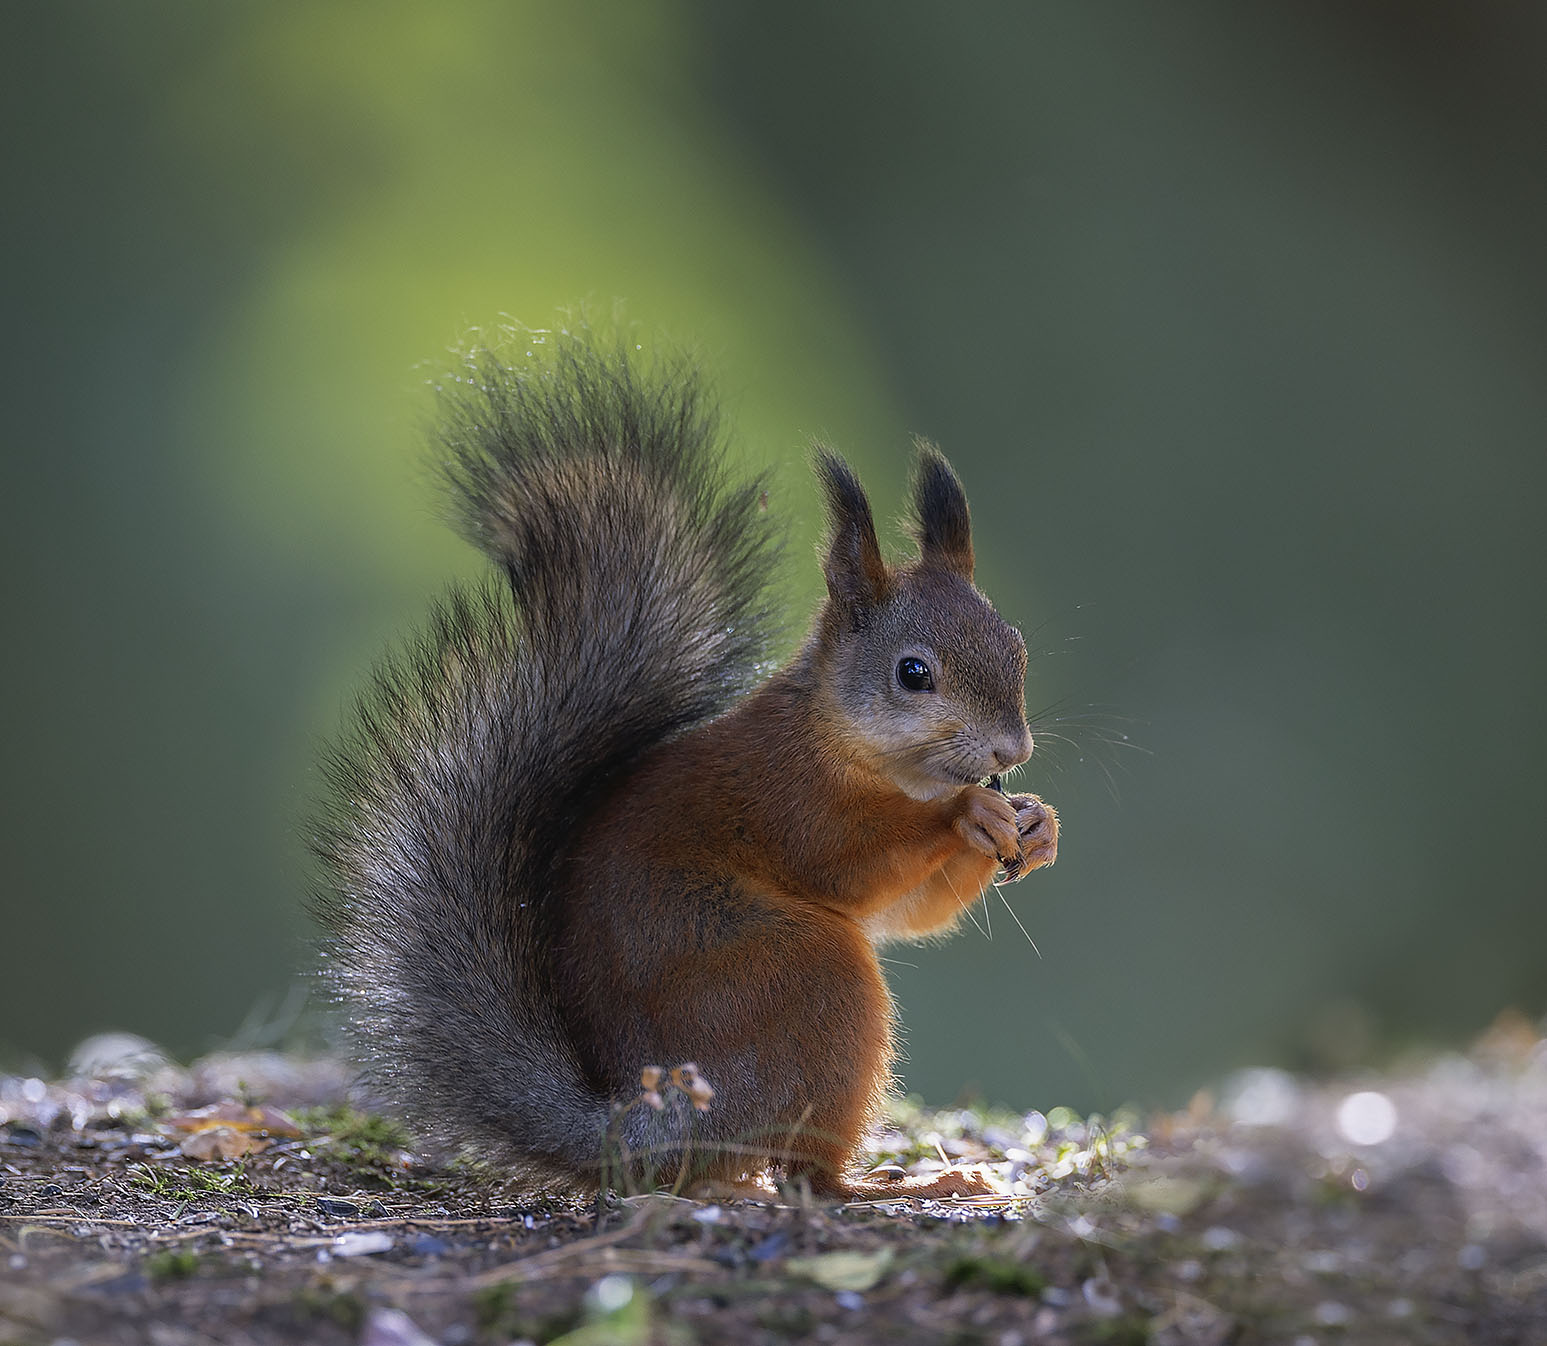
[310,332,781,1184]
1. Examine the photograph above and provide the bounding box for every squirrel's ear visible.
[910,440,974,582]
[815,447,890,619]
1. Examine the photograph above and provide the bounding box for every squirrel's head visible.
[810,444,1033,800]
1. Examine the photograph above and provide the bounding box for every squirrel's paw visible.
[848,1164,1009,1201]
[953,787,1021,865]
[999,795,1059,881]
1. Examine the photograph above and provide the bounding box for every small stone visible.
[585,1275,634,1314]
[1222,1069,1300,1127]
[747,1231,789,1263]
[67,1034,169,1080]
[361,1307,440,1346]
[407,1235,450,1257]
[332,1231,394,1257]
[1082,1276,1121,1316]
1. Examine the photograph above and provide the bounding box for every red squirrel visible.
[314,328,1058,1198]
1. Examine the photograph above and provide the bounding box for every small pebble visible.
[747,1231,789,1263]
[1223,1068,1300,1127]
[361,1307,440,1346]
[1202,1226,1240,1252]
[407,1235,450,1257]
[586,1275,633,1313]
[835,1291,864,1311]
[332,1231,394,1257]
[1082,1276,1121,1316]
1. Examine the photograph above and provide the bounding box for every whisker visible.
[941,865,987,940]
[992,880,1042,958]
[1022,704,1151,802]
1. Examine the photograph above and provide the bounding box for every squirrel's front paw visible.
[953,787,1020,865]
[999,795,1058,881]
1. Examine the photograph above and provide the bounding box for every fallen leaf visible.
[787,1248,894,1291]
[164,1101,301,1138]
[179,1126,269,1160]
[1122,1174,1213,1217]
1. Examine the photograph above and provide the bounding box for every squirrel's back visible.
[311,330,781,1182]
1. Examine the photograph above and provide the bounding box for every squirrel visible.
[312,328,1059,1200]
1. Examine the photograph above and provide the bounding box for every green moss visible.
[755,1302,817,1337]
[941,1254,1047,1297]
[292,1103,422,1189]
[295,1104,409,1157]
[129,1160,256,1200]
[144,1248,201,1280]
[291,1285,366,1332]
[474,1281,579,1341]
[1080,1315,1152,1345]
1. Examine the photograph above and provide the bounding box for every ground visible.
[2,1016,1545,1346]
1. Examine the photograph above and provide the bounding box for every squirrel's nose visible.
[991,730,1034,769]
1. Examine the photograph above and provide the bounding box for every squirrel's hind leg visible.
[600,902,895,1200]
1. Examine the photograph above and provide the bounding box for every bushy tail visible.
[312,329,781,1182]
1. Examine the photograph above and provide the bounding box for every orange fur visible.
[555,672,1035,1195]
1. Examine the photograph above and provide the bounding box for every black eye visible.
[897,658,935,692]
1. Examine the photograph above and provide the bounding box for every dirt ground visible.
[3,1016,1545,1346]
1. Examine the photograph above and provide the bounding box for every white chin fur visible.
[891,769,976,802]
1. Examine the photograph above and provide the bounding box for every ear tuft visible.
[910,439,974,581]
[814,446,889,619]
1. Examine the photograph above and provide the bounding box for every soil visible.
[2,1016,1545,1346]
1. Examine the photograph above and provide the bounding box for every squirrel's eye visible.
[897,658,935,692]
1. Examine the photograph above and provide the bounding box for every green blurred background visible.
[4,3,1545,1113]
